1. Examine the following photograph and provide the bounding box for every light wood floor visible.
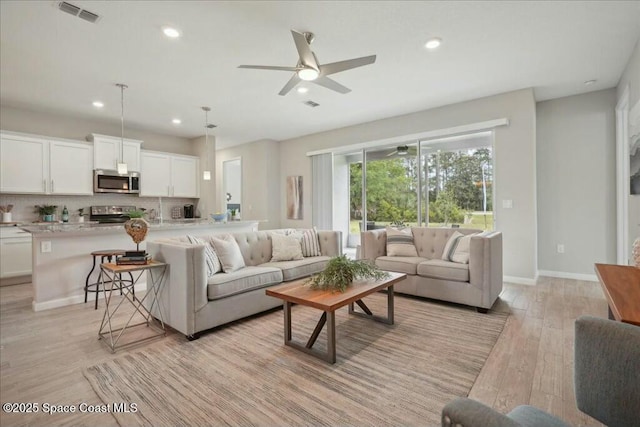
[0,277,607,426]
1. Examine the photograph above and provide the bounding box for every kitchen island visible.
[21,219,262,311]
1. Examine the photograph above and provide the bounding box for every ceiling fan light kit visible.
[238,29,376,96]
[297,68,319,81]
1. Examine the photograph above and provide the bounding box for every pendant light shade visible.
[116,83,128,175]
[202,106,212,181]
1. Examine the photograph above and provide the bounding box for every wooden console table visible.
[594,263,640,326]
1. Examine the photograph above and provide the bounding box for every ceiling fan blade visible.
[291,30,318,69]
[312,76,351,94]
[320,55,377,76]
[278,74,301,96]
[386,150,397,157]
[238,65,299,72]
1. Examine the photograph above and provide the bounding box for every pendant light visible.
[116,83,128,175]
[202,106,215,181]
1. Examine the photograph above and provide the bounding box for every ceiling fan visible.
[238,30,376,96]
[387,145,418,157]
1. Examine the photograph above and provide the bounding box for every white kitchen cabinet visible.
[0,131,93,195]
[49,140,93,195]
[0,227,32,279]
[140,150,199,198]
[88,133,142,172]
[171,156,199,197]
[0,133,48,193]
[140,151,172,197]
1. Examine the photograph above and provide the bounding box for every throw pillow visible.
[270,232,304,262]
[442,231,477,264]
[210,235,246,273]
[186,235,221,277]
[297,228,322,257]
[386,227,418,257]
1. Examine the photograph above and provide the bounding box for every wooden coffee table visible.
[594,263,640,326]
[266,272,406,363]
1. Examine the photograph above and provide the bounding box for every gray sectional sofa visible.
[360,227,502,312]
[146,229,342,339]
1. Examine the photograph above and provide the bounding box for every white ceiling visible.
[1,1,639,149]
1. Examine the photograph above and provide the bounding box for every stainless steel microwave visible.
[94,169,140,194]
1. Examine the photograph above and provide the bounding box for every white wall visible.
[618,39,640,108]
[215,139,281,229]
[190,135,216,219]
[0,105,195,154]
[278,89,538,282]
[536,89,617,277]
[616,38,640,260]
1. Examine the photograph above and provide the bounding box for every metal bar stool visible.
[84,250,135,309]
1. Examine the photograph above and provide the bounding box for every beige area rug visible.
[84,293,508,426]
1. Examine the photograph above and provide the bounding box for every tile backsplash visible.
[0,194,199,223]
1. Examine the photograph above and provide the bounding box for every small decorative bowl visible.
[211,213,226,222]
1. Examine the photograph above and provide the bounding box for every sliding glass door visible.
[345,131,494,247]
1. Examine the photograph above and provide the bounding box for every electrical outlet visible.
[557,244,565,254]
[41,241,52,253]
[502,200,513,209]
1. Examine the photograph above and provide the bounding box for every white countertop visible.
[20,219,263,237]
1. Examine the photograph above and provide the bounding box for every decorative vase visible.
[124,218,149,250]
[44,214,54,222]
[633,237,640,268]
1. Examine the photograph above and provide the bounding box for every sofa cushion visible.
[386,227,419,257]
[261,256,330,281]
[270,232,303,261]
[211,235,246,273]
[442,231,477,264]
[186,235,221,276]
[207,266,283,300]
[296,228,322,257]
[375,256,427,275]
[417,259,469,282]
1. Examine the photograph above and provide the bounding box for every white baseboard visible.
[503,275,537,286]
[33,283,147,312]
[537,270,598,282]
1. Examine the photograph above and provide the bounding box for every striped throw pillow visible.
[442,231,476,264]
[187,235,221,277]
[386,227,418,257]
[298,228,322,257]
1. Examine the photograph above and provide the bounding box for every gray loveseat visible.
[146,229,342,339]
[360,227,502,312]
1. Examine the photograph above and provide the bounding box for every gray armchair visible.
[442,315,640,427]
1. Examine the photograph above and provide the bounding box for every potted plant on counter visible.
[35,205,57,222]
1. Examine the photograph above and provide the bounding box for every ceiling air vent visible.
[58,1,80,16]
[304,100,320,108]
[58,2,100,23]
[78,9,99,23]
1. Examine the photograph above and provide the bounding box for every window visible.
[345,132,493,246]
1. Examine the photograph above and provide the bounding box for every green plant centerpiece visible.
[306,255,390,293]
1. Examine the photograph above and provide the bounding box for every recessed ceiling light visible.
[92,101,104,108]
[584,79,597,86]
[425,37,442,49]
[163,27,181,38]
[297,87,309,94]
[172,118,182,125]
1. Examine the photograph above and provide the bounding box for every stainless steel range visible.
[89,205,137,224]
